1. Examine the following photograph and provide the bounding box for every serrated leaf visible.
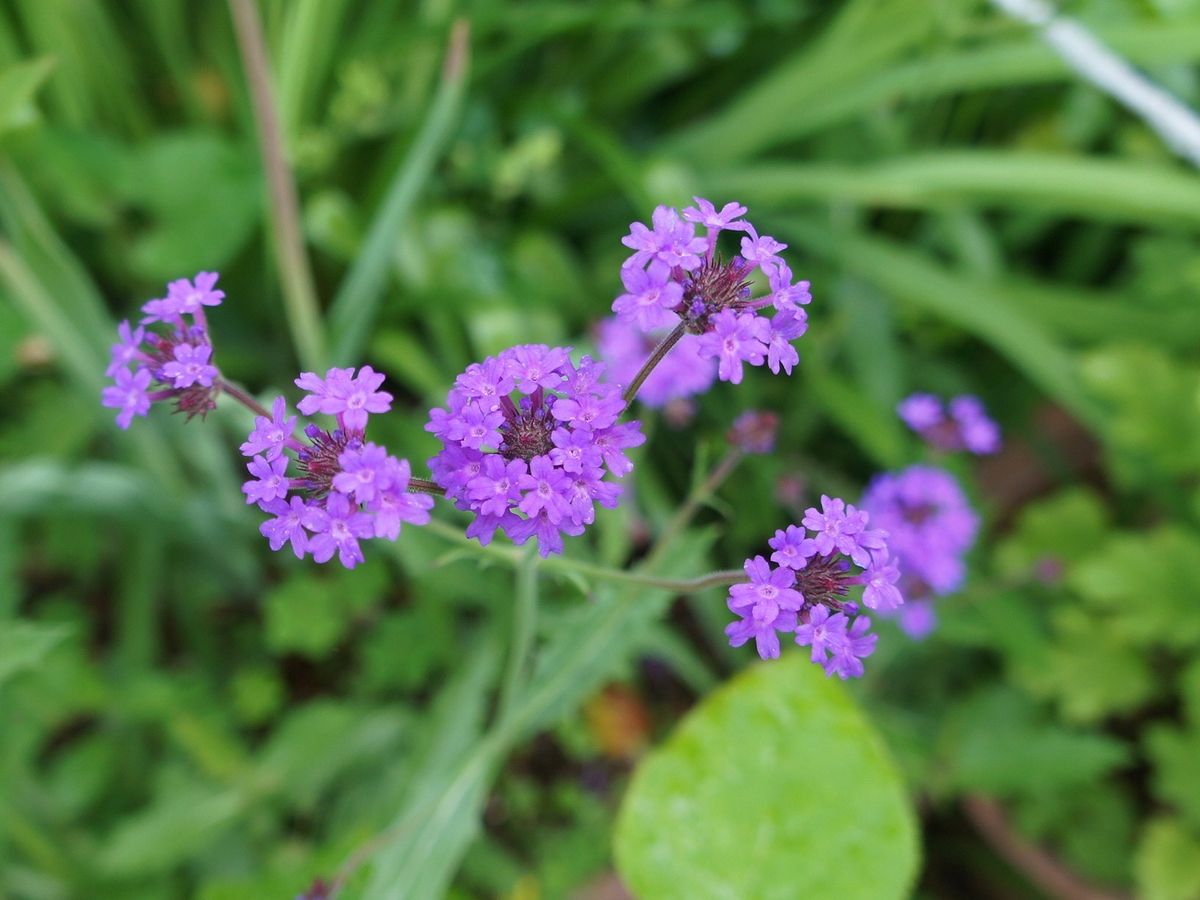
[615,655,919,900]
[1069,528,1200,647]
[994,488,1110,581]
[939,687,1129,797]
[1136,818,1200,900]
[1025,608,1156,723]
[1146,725,1200,831]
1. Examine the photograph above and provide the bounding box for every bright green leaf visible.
[615,655,919,900]
[1136,818,1200,900]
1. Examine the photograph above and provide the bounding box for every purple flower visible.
[860,464,979,603]
[612,200,809,398]
[794,605,848,665]
[724,495,903,676]
[240,396,297,460]
[243,455,291,505]
[728,556,805,623]
[101,366,152,429]
[613,261,683,331]
[295,366,392,433]
[621,205,707,270]
[332,442,390,504]
[824,616,877,680]
[595,318,716,409]
[861,552,903,612]
[898,392,1001,455]
[167,271,225,313]
[161,343,217,389]
[682,197,748,231]
[897,601,937,640]
[107,320,146,377]
[370,457,434,540]
[800,495,886,568]
[949,395,1001,455]
[428,344,641,556]
[739,226,787,272]
[104,272,231,428]
[305,493,375,569]
[697,310,768,385]
[258,496,314,559]
[897,393,943,431]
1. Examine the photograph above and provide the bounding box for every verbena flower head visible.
[595,318,716,409]
[101,271,225,428]
[728,410,778,454]
[427,344,644,557]
[726,496,901,678]
[242,367,432,568]
[859,465,980,638]
[898,392,1001,455]
[612,198,810,386]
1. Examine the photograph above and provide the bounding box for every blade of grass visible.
[228,0,326,371]
[704,153,1200,229]
[668,21,1200,162]
[779,218,1104,428]
[276,0,352,145]
[327,20,470,364]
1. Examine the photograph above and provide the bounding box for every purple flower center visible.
[794,554,853,611]
[296,427,358,497]
[680,256,754,335]
[499,388,555,462]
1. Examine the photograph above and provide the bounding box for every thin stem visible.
[409,477,447,496]
[498,548,539,721]
[228,0,326,372]
[648,448,744,565]
[218,379,272,419]
[424,518,742,593]
[622,321,688,407]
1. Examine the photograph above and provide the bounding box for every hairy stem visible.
[218,379,272,419]
[621,321,688,407]
[409,477,447,496]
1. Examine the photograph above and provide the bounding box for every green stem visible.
[622,321,688,407]
[424,518,741,593]
[647,448,744,566]
[228,0,326,372]
[498,548,540,720]
[219,379,272,419]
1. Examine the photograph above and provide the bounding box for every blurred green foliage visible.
[2,0,1200,897]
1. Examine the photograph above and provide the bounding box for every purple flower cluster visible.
[860,465,979,638]
[427,345,644,557]
[101,272,225,428]
[898,393,1000,455]
[595,318,716,409]
[726,496,903,678]
[241,367,433,568]
[612,198,811,386]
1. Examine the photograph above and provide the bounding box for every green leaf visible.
[0,57,56,135]
[0,621,72,687]
[1136,818,1200,900]
[1025,608,1156,723]
[1146,725,1200,831]
[615,655,919,900]
[938,687,1129,797]
[994,488,1110,582]
[1070,528,1200,648]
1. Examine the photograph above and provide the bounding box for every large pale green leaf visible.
[615,655,919,900]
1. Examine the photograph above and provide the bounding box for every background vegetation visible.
[2,0,1198,897]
